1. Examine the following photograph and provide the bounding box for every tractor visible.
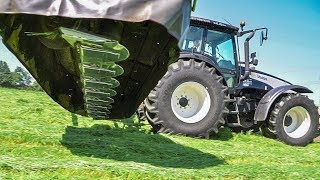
[137,16,319,146]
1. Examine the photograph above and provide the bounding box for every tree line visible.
[0,60,42,91]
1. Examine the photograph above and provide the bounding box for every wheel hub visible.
[284,116,293,127]
[283,106,311,139]
[171,81,211,123]
[179,97,189,107]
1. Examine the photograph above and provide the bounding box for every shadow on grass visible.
[60,122,224,169]
[211,127,234,141]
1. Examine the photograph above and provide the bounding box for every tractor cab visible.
[179,17,268,91]
[181,17,239,69]
[180,17,240,88]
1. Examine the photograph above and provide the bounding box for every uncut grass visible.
[0,87,320,179]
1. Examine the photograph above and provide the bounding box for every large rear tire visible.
[144,59,228,138]
[136,102,146,122]
[263,94,319,146]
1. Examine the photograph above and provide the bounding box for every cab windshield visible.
[181,26,204,53]
[181,26,236,70]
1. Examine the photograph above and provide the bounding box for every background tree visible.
[0,60,37,89]
[0,61,10,74]
[0,60,18,87]
[14,66,32,86]
[29,81,43,91]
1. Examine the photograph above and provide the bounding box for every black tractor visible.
[138,16,319,146]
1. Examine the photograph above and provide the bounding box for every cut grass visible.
[0,87,320,179]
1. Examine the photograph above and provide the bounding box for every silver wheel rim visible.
[283,106,311,139]
[171,81,211,123]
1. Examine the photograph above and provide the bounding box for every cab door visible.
[204,29,238,89]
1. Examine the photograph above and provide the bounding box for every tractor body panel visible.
[237,68,292,94]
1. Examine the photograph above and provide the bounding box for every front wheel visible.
[263,94,319,146]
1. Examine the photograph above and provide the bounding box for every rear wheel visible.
[144,59,228,138]
[136,102,146,122]
[263,94,319,146]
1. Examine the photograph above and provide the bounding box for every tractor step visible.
[224,98,240,115]
[224,98,236,103]
[223,110,239,114]
[227,122,241,128]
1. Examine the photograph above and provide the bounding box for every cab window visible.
[205,30,236,70]
[181,26,204,53]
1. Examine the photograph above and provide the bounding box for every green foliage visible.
[0,61,18,87]
[14,66,32,86]
[27,81,43,91]
[0,87,320,179]
[4,74,20,87]
[0,60,34,89]
[0,60,10,73]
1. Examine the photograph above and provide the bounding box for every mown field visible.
[0,87,320,179]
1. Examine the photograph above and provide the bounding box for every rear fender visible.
[179,53,229,85]
[254,85,313,121]
[179,53,221,74]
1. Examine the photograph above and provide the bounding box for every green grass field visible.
[1,87,320,179]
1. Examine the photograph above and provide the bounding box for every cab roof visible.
[191,16,239,33]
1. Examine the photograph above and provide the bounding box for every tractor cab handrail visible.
[239,27,268,80]
[238,27,268,37]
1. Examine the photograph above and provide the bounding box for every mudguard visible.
[254,85,313,121]
[179,53,223,74]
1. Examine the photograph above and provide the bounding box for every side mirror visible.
[251,59,258,66]
[250,52,258,66]
[260,30,268,46]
